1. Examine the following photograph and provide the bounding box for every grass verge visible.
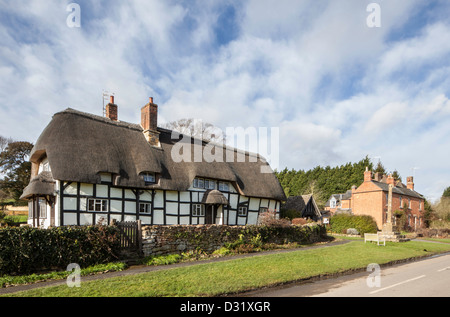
[0,262,127,288]
[3,240,450,297]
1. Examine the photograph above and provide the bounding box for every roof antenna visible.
[102,90,114,117]
[411,166,419,178]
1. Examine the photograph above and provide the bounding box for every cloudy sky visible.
[1,0,450,201]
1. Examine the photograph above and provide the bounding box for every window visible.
[192,204,205,216]
[330,199,336,208]
[218,182,229,191]
[259,207,268,213]
[88,198,108,212]
[204,179,215,190]
[39,199,47,218]
[194,177,215,189]
[408,198,411,209]
[399,196,402,207]
[139,203,151,213]
[100,173,112,183]
[238,206,248,216]
[142,172,156,185]
[42,161,50,172]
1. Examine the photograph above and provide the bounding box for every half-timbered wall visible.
[55,180,281,227]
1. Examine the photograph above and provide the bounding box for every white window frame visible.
[192,203,205,216]
[330,199,336,208]
[142,172,156,184]
[139,202,151,213]
[238,206,248,216]
[205,179,215,190]
[218,181,229,191]
[39,198,47,218]
[88,198,108,212]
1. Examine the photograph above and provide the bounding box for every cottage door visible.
[205,205,216,224]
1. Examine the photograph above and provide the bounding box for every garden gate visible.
[116,220,142,255]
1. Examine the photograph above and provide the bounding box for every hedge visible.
[0,225,121,276]
[329,214,378,236]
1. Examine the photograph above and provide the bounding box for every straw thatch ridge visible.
[28,108,286,201]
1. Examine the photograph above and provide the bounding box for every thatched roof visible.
[28,108,286,201]
[283,194,322,220]
[202,190,229,205]
[20,171,55,199]
[284,195,312,212]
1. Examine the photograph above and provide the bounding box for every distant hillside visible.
[276,156,375,209]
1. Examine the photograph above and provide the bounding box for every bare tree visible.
[162,118,226,144]
[0,136,13,153]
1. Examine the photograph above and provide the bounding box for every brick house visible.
[326,168,425,230]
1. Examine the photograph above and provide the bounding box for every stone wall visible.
[141,224,326,257]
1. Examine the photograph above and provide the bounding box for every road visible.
[245,252,450,297]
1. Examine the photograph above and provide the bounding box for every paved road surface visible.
[245,252,450,297]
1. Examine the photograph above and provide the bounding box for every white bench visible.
[364,233,385,246]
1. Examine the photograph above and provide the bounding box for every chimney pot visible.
[387,174,395,186]
[106,96,118,121]
[407,176,414,191]
[141,97,160,147]
[364,167,372,182]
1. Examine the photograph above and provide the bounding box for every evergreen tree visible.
[276,155,374,203]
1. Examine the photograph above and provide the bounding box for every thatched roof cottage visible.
[21,97,286,228]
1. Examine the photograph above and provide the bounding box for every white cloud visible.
[1,0,450,200]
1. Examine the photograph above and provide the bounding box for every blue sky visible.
[1,0,450,201]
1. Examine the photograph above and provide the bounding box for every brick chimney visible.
[387,174,395,186]
[407,176,414,190]
[374,172,382,182]
[141,97,160,147]
[106,96,118,121]
[364,167,372,182]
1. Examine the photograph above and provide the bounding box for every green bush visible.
[0,225,121,276]
[329,214,378,236]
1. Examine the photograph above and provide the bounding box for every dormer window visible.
[218,181,229,191]
[193,177,216,190]
[142,172,156,185]
[39,157,51,173]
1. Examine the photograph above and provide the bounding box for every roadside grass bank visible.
[0,262,127,288]
[3,240,450,297]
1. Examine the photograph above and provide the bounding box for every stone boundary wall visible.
[416,228,449,238]
[141,224,326,257]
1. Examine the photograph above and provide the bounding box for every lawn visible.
[4,240,450,297]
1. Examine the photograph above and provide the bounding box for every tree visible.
[442,186,450,198]
[0,136,13,153]
[373,160,386,175]
[391,170,402,182]
[0,141,33,201]
[162,118,226,143]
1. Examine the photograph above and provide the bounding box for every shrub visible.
[329,214,377,236]
[257,211,291,227]
[0,225,121,276]
[292,218,307,226]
